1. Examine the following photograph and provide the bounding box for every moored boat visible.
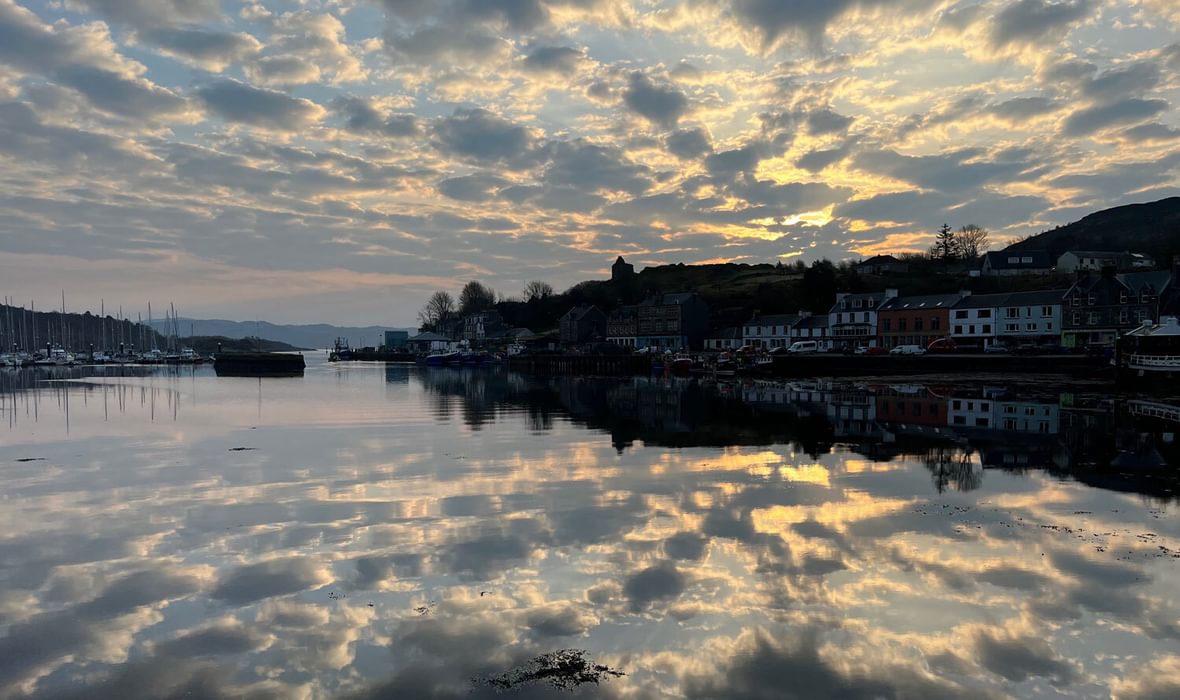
[1117,316,1180,382]
[422,350,461,366]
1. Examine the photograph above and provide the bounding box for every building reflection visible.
[415,369,1180,496]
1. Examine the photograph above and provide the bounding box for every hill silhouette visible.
[1006,197,1180,262]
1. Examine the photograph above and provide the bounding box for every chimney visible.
[798,310,812,318]
[958,290,972,298]
[835,293,849,303]
[884,288,899,299]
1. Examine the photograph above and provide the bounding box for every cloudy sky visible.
[1,0,1178,324]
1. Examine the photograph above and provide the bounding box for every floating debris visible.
[328,591,346,600]
[15,458,45,462]
[475,649,625,691]
[227,447,257,452]
[413,600,437,616]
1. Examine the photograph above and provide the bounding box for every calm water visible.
[2,358,1180,699]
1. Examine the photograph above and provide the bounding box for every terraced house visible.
[828,290,897,350]
[1061,268,1172,348]
[876,293,960,350]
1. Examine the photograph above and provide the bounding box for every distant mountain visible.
[151,318,413,349]
[1006,197,1180,263]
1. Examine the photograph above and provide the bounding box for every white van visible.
[787,341,818,354]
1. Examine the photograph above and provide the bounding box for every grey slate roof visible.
[879,293,962,311]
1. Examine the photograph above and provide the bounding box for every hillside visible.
[1006,197,1180,262]
[151,318,413,350]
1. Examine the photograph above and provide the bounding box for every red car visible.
[926,338,958,353]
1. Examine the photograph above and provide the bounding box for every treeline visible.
[0,302,164,351]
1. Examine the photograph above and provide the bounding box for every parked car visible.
[889,345,926,355]
[768,346,789,355]
[854,346,888,355]
[926,337,958,353]
[787,340,819,354]
[983,343,1010,354]
[1013,342,1040,355]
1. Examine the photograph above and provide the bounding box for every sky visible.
[0,0,1178,325]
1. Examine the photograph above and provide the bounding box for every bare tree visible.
[417,291,455,330]
[458,281,497,315]
[955,224,989,259]
[523,280,554,301]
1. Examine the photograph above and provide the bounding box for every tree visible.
[930,223,957,261]
[458,281,496,315]
[523,280,554,301]
[955,224,989,259]
[417,290,455,330]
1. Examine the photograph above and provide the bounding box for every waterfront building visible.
[635,293,709,350]
[705,327,742,351]
[406,331,451,352]
[994,290,1066,345]
[792,315,831,350]
[876,293,960,349]
[559,305,606,344]
[827,289,897,350]
[463,310,508,345]
[742,312,804,350]
[1061,268,1172,348]
[606,305,638,348]
[949,292,1005,349]
[383,330,409,349]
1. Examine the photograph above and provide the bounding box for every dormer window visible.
[868,299,876,308]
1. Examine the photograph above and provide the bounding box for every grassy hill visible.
[1006,197,1180,262]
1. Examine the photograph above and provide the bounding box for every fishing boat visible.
[670,354,694,375]
[328,337,353,362]
[422,350,461,366]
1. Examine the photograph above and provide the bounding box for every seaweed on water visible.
[474,649,624,692]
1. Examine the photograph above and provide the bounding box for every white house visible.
[948,395,994,429]
[980,251,1054,276]
[1056,250,1157,273]
[828,290,897,350]
[994,289,1066,345]
[793,315,832,350]
[705,327,742,351]
[949,293,1003,348]
[743,313,804,349]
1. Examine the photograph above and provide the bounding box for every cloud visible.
[136,27,262,72]
[1062,98,1169,136]
[989,96,1058,122]
[542,139,653,195]
[196,79,326,130]
[437,174,509,201]
[54,65,190,120]
[622,561,685,612]
[665,127,713,159]
[806,107,854,135]
[521,45,584,75]
[622,71,690,127]
[211,557,332,604]
[973,629,1078,686]
[432,107,539,167]
[332,95,419,137]
[64,0,220,29]
[990,0,1094,48]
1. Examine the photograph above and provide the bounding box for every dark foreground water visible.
[2,358,1180,699]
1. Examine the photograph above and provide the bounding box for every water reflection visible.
[1,360,1179,699]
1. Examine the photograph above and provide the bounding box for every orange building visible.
[876,293,961,350]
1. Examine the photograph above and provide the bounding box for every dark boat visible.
[422,350,461,366]
[328,338,353,362]
[213,352,305,377]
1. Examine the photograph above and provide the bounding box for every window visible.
[978,309,992,318]
[1026,323,1036,331]
[1088,312,1099,325]
[1008,256,1019,264]
[1004,418,1017,430]
[1087,294,1095,305]
[1039,422,1050,434]
[883,319,891,331]
[952,400,962,410]
[980,402,989,411]
[953,415,966,425]
[868,299,876,308]
[983,325,991,334]
[1119,292,1127,304]
[1005,323,1019,332]
[1025,407,1035,416]
[1004,405,1016,414]
[955,310,968,319]
[1072,312,1081,325]
[841,301,848,310]
[954,325,963,334]
[1072,296,1081,307]
[915,318,923,331]
[1042,306,1053,317]
[899,319,907,331]
[1021,257,1033,264]
[854,299,863,308]
[931,318,941,330]
[1047,322,1053,330]
[1119,310,1128,324]
[969,325,976,333]
[1006,307,1019,318]
[977,417,990,427]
